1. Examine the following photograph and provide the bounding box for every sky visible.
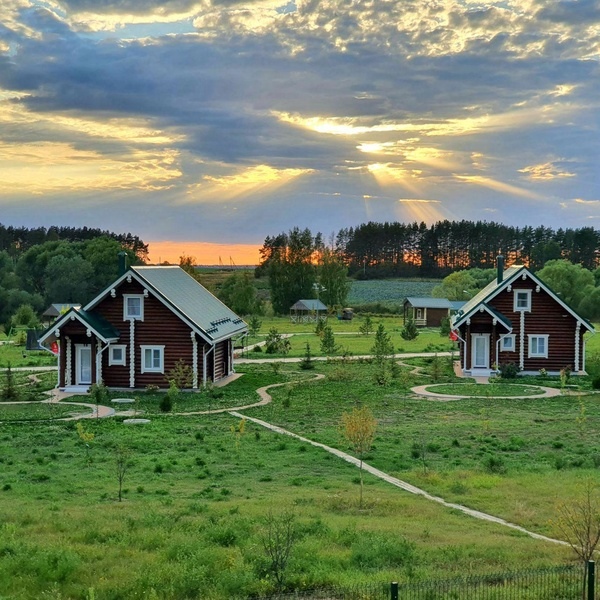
[1,0,599,264]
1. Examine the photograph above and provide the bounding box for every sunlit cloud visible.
[185,164,312,202]
[574,198,600,206]
[0,142,182,194]
[454,175,544,199]
[518,161,576,181]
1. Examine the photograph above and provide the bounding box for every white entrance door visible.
[76,344,92,385]
[471,334,490,369]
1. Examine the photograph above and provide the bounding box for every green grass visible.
[424,383,546,397]
[0,343,56,368]
[0,402,90,421]
[0,360,595,598]
[245,322,455,357]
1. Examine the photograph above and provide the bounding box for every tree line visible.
[328,220,600,278]
[0,223,148,262]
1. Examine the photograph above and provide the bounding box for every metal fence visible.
[263,562,592,600]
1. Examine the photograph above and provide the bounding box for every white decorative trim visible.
[141,345,165,373]
[466,318,471,325]
[54,328,60,338]
[535,285,540,293]
[507,284,512,292]
[143,288,149,298]
[528,334,549,358]
[191,331,198,389]
[70,314,76,321]
[65,336,72,387]
[86,328,92,338]
[575,322,581,372]
[492,318,497,326]
[126,274,132,283]
[111,289,116,298]
[129,319,135,387]
[96,337,103,382]
[522,273,526,280]
[519,311,525,370]
[123,294,144,321]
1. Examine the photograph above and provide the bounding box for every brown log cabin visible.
[39,265,248,392]
[450,258,595,377]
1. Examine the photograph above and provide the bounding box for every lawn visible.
[0,359,596,599]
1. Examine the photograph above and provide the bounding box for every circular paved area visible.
[411,383,562,400]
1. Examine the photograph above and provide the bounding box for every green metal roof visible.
[130,266,247,342]
[39,307,120,344]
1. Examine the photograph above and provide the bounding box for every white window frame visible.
[108,345,126,366]
[528,335,549,358]
[513,289,532,312]
[500,335,515,352]
[141,345,165,374]
[123,294,144,321]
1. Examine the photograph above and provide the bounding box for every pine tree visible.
[401,317,419,341]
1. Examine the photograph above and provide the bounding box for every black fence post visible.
[588,560,595,600]
[390,581,398,600]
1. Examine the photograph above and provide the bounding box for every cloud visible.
[1,0,600,245]
[518,161,577,181]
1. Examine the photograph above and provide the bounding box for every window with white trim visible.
[513,289,531,312]
[109,345,126,366]
[141,345,164,373]
[500,335,515,352]
[528,335,549,358]
[124,294,144,320]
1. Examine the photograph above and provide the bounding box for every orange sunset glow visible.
[147,241,261,266]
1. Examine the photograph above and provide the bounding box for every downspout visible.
[496,331,513,374]
[96,341,112,385]
[203,343,215,387]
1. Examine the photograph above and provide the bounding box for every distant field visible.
[347,279,440,305]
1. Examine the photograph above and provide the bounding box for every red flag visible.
[449,330,458,342]
[50,341,59,355]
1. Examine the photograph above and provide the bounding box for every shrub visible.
[159,393,173,413]
[498,362,520,379]
[483,454,506,474]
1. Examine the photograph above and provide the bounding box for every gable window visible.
[528,335,549,358]
[109,345,126,366]
[124,295,144,320]
[514,289,531,312]
[500,335,515,352]
[141,345,164,373]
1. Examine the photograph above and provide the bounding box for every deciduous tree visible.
[341,406,377,508]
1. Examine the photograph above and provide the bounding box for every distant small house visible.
[402,297,463,327]
[38,265,247,392]
[290,299,328,323]
[450,258,595,376]
[42,304,81,324]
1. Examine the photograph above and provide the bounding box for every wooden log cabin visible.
[450,257,595,376]
[39,265,248,391]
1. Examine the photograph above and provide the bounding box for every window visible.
[500,335,515,352]
[124,294,144,320]
[528,335,549,358]
[141,345,164,373]
[416,309,423,320]
[109,345,126,366]
[513,289,531,312]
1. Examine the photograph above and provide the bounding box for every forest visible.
[326,220,599,278]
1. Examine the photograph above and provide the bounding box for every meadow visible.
[1,354,600,599]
